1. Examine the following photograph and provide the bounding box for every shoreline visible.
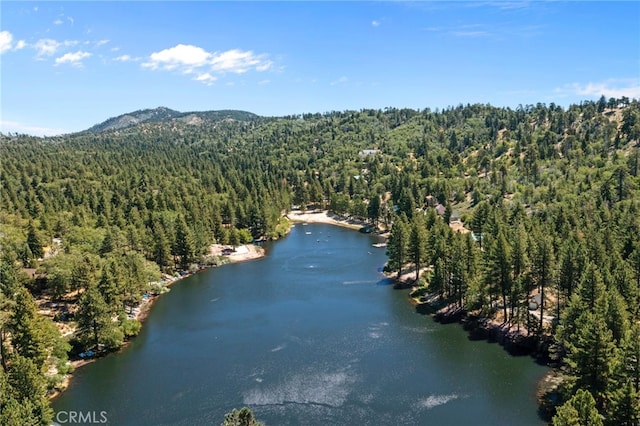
[286,209,383,232]
[404,284,558,421]
[51,217,554,417]
[50,243,265,399]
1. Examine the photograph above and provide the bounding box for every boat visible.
[372,242,387,248]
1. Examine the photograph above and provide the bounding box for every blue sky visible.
[1,1,639,136]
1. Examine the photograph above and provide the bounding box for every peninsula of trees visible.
[1,97,639,424]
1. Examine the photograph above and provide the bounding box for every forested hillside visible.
[1,98,639,424]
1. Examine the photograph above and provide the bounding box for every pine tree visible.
[222,407,263,426]
[3,355,53,425]
[152,224,172,270]
[76,285,115,349]
[98,260,123,314]
[26,221,44,259]
[386,214,409,280]
[510,224,529,327]
[367,194,382,225]
[607,379,640,426]
[470,201,490,248]
[484,229,512,322]
[552,389,603,426]
[173,215,195,270]
[557,236,586,318]
[408,214,428,281]
[9,288,49,369]
[70,255,98,292]
[532,233,554,335]
[620,322,640,394]
[565,310,620,411]
[604,287,629,345]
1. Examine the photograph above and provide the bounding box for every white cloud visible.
[33,39,61,56]
[372,20,380,27]
[55,51,91,67]
[0,120,66,137]
[68,16,74,25]
[15,40,26,50]
[258,79,271,85]
[210,49,271,73]
[194,72,217,85]
[0,31,13,53]
[557,79,640,100]
[54,19,64,25]
[142,44,273,84]
[33,38,78,58]
[94,39,109,48]
[330,76,349,86]
[114,54,139,62]
[143,44,211,70]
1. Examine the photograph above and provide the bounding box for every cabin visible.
[358,149,380,158]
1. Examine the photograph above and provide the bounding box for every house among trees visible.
[435,203,446,216]
[358,149,380,158]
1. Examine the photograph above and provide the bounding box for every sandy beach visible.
[208,243,265,262]
[286,209,374,231]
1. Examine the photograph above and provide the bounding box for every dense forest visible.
[1,97,639,424]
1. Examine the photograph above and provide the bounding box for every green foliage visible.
[385,214,409,279]
[1,100,640,425]
[553,389,603,426]
[76,285,119,350]
[236,228,254,245]
[120,318,141,338]
[1,356,53,425]
[222,407,262,426]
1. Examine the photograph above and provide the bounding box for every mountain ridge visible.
[85,107,260,133]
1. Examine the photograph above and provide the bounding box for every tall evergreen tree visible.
[9,288,49,369]
[173,215,195,270]
[408,214,428,281]
[565,309,620,411]
[386,214,409,280]
[26,221,44,260]
[532,233,554,334]
[76,285,116,349]
[552,389,603,426]
[484,229,512,322]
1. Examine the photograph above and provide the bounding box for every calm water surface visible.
[53,224,548,425]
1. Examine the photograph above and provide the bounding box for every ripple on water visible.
[283,253,365,274]
[243,370,357,408]
[270,343,287,352]
[415,393,465,410]
[367,321,389,339]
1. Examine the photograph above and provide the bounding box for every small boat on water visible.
[359,226,373,234]
[372,243,387,248]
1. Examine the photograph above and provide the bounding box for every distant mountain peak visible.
[85,107,259,133]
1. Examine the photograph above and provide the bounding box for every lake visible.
[52,223,548,425]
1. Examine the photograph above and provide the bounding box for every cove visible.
[52,224,548,425]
